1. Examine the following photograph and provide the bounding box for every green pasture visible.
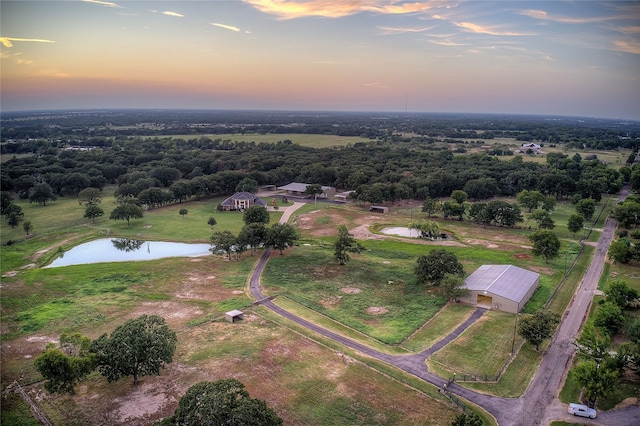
[0,186,283,245]
[150,133,370,148]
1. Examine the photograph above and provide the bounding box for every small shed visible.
[459,265,540,314]
[225,310,244,323]
[369,205,389,214]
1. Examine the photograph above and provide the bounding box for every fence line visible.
[4,380,52,426]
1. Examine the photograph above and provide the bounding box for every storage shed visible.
[225,310,244,323]
[369,205,389,214]
[459,265,540,314]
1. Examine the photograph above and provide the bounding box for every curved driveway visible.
[250,197,640,425]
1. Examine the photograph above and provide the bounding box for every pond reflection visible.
[46,238,212,268]
[111,238,145,252]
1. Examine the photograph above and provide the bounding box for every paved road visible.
[250,197,640,425]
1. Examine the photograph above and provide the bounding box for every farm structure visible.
[219,192,267,211]
[225,310,244,323]
[459,265,540,314]
[277,182,336,199]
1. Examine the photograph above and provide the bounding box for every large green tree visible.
[77,187,102,206]
[415,249,464,286]
[517,189,545,212]
[573,360,618,408]
[211,230,237,259]
[243,205,270,225]
[91,315,177,385]
[34,334,96,394]
[29,182,57,206]
[267,223,298,255]
[518,310,560,351]
[529,230,561,263]
[575,198,596,221]
[84,204,104,223]
[567,213,584,237]
[109,196,144,226]
[334,225,364,265]
[156,379,282,426]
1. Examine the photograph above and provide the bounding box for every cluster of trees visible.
[210,206,298,258]
[34,315,176,392]
[573,281,640,407]
[2,123,633,217]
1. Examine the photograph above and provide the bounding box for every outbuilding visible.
[225,310,244,323]
[459,265,540,314]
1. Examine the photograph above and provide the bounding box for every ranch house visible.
[219,192,267,211]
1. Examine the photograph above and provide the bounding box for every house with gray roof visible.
[459,265,540,314]
[219,192,266,211]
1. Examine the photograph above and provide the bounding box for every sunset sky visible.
[1,1,639,119]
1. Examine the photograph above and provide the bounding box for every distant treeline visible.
[1,131,632,206]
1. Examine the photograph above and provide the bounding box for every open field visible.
[145,133,371,148]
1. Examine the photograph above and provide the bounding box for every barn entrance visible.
[476,294,492,309]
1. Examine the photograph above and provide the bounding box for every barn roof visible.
[464,265,539,303]
[277,182,332,192]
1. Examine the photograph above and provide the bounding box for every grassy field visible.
[148,133,371,148]
[2,181,634,424]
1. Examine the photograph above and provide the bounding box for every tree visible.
[605,280,638,308]
[608,238,632,264]
[529,230,560,263]
[179,208,188,218]
[438,274,470,302]
[575,198,596,221]
[334,225,364,265]
[517,189,545,212]
[573,360,618,407]
[207,216,217,229]
[84,204,104,223]
[6,211,21,228]
[567,213,584,237]
[169,181,191,203]
[77,187,102,206]
[305,183,324,205]
[155,379,283,426]
[450,189,468,205]
[243,205,270,225]
[518,310,560,351]
[29,182,57,206]
[91,315,177,385]
[594,302,625,335]
[235,177,260,194]
[409,220,440,239]
[442,201,465,221]
[150,166,181,187]
[211,230,237,259]
[421,197,440,217]
[450,412,483,426]
[530,209,554,230]
[0,191,13,215]
[415,249,464,286]
[22,220,33,235]
[110,203,144,226]
[267,223,298,255]
[34,334,96,394]
[574,320,611,364]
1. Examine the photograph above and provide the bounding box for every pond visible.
[380,227,420,238]
[46,238,212,268]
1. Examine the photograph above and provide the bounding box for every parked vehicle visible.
[568,403,597,419]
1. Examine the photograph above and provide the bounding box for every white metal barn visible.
[459,265,540,314]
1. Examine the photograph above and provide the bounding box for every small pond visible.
[46,238,211,268]
[380,227,420,238]
[380,227,450,240]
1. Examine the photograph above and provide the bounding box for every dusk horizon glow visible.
[1,1,639,120]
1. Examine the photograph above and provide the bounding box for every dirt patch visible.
[340,287,361,294]
[527,266,555,275]
[514,253,532,259]
[366,307,388,315]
